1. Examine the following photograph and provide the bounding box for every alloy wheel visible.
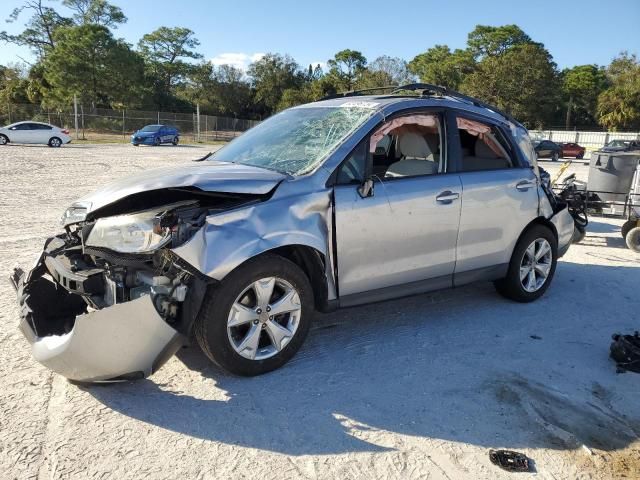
[520,238,553,293]
[227,277,302,360]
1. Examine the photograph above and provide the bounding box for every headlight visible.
[61,202,91,226]
[85,210,171,253]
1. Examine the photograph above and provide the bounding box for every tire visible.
[153,136,160,146]
[0,134,8,145]
[48,137,62,147]
[194,254,314,376]
[572,223,586,243]
[552,151,559,162]
[494,224,558,302]
[626,227,640,253]
[621,219,637,239]
[576,152,584,160]
[172,136,179,145]
[132,143,139,147]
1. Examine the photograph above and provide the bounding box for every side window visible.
[371,113,443,178]
[335,141,367,185]
[456,116,514,172]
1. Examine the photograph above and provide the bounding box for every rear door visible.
[333,111,462,303]
[451,112,539,282]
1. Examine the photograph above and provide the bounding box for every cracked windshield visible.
[211,105,377,175]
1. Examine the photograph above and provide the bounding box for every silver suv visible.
[12,84,575,381]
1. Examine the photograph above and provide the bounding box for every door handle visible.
[436,191,460,203]
[516,180,536,191]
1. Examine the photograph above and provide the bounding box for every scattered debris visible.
[530,335,542,340]
[489,449,531,472]
[610,332,640,373]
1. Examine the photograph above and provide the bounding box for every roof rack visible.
[322,82,520,126]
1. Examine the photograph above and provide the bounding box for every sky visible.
[0,0,638,70]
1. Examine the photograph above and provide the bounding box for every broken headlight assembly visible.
[85,209,172,253]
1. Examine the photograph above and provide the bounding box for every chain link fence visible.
[0,103,260,143]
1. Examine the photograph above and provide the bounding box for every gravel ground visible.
[1,144,639,480]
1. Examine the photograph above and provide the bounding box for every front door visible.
[332,111,462,303]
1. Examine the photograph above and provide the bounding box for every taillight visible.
[61,129,70,135]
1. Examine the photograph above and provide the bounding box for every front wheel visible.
[552,152,559,162]
[0,134,8,145]
[494,225,558,302]
[153,136,160,146]
[576,152,584,159]
[194,254,314,376]
[172,136,179,145]
[48,137,62,147]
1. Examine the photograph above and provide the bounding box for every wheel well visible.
[523,217,558,244]
[268,245,330,313]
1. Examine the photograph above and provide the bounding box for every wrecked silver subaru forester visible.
[12,85,575,381]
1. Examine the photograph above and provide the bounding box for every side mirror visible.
[357,177,374,198]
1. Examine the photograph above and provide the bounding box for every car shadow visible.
[87,261,640,456]
[587,219,622,234]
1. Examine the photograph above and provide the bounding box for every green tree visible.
[1,0,72,57]
[597,52,640,130]
[408,45,475,89]
[62,0,126,27]
[43,24,144,108]
[327,49,367,90]
[461,43,559,127]
[562,65,608,128]
[138,26,202,109]
[368,56,414,85]
[247,53,303,116]
[467,24,532,59]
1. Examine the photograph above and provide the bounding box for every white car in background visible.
[0,121,71,147]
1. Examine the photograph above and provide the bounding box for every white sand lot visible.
[1,144,638,479]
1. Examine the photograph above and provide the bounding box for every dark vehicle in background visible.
[131,124,179,146]
[534,140,562,161]
[559,142,585,159]
[601,139,640,153]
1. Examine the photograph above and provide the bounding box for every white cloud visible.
[210,52,265,71]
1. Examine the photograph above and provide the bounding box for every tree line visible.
[1,0,639,130]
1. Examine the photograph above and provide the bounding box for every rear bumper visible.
[12,241,186,382]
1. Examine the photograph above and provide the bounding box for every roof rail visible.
[322,82,520,126]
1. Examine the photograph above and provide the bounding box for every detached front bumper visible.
[12,241,187,382]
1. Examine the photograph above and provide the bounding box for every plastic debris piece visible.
[489,449,530,472]
[610,332,640,374]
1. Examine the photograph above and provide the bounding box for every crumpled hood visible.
[74,161,286,214]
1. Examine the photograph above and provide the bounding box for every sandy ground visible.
[1,144,639,480]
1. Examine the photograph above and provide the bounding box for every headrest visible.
[475,136,500,158]
[398,132,431,159]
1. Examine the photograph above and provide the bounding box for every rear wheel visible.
[48,137,62,147]
[194,254,313,376]
[626,227,640,253]
[576,152,584,159]
[0,134,8,145]
[621,219,637,239]
[552,151,559,162]
[494,225,558,302]
[153,136,160,146]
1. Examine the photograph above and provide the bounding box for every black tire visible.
[172,136,179,145]
[621,219,637,239]
[626,227,640,253]
[576,153,584,160]
[0,134,8,145]
[132,143,139,147]
[572,223,586,243]
[494,224,558,303]
[552,151,559,162]
[194,254,314,376]
[153,136,160,146]
[48,137,62,147]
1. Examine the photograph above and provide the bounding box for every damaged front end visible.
[10,197,240,382]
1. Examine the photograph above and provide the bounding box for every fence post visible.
[7,102,11,124]
[196,103,201,142]
[157,111,160,124]
[122,109,125,143]
[73,95,79,139]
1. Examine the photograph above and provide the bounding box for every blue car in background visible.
[131,124,180,146]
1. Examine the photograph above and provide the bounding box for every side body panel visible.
[334,175,462,297]
[455,168,539,274]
